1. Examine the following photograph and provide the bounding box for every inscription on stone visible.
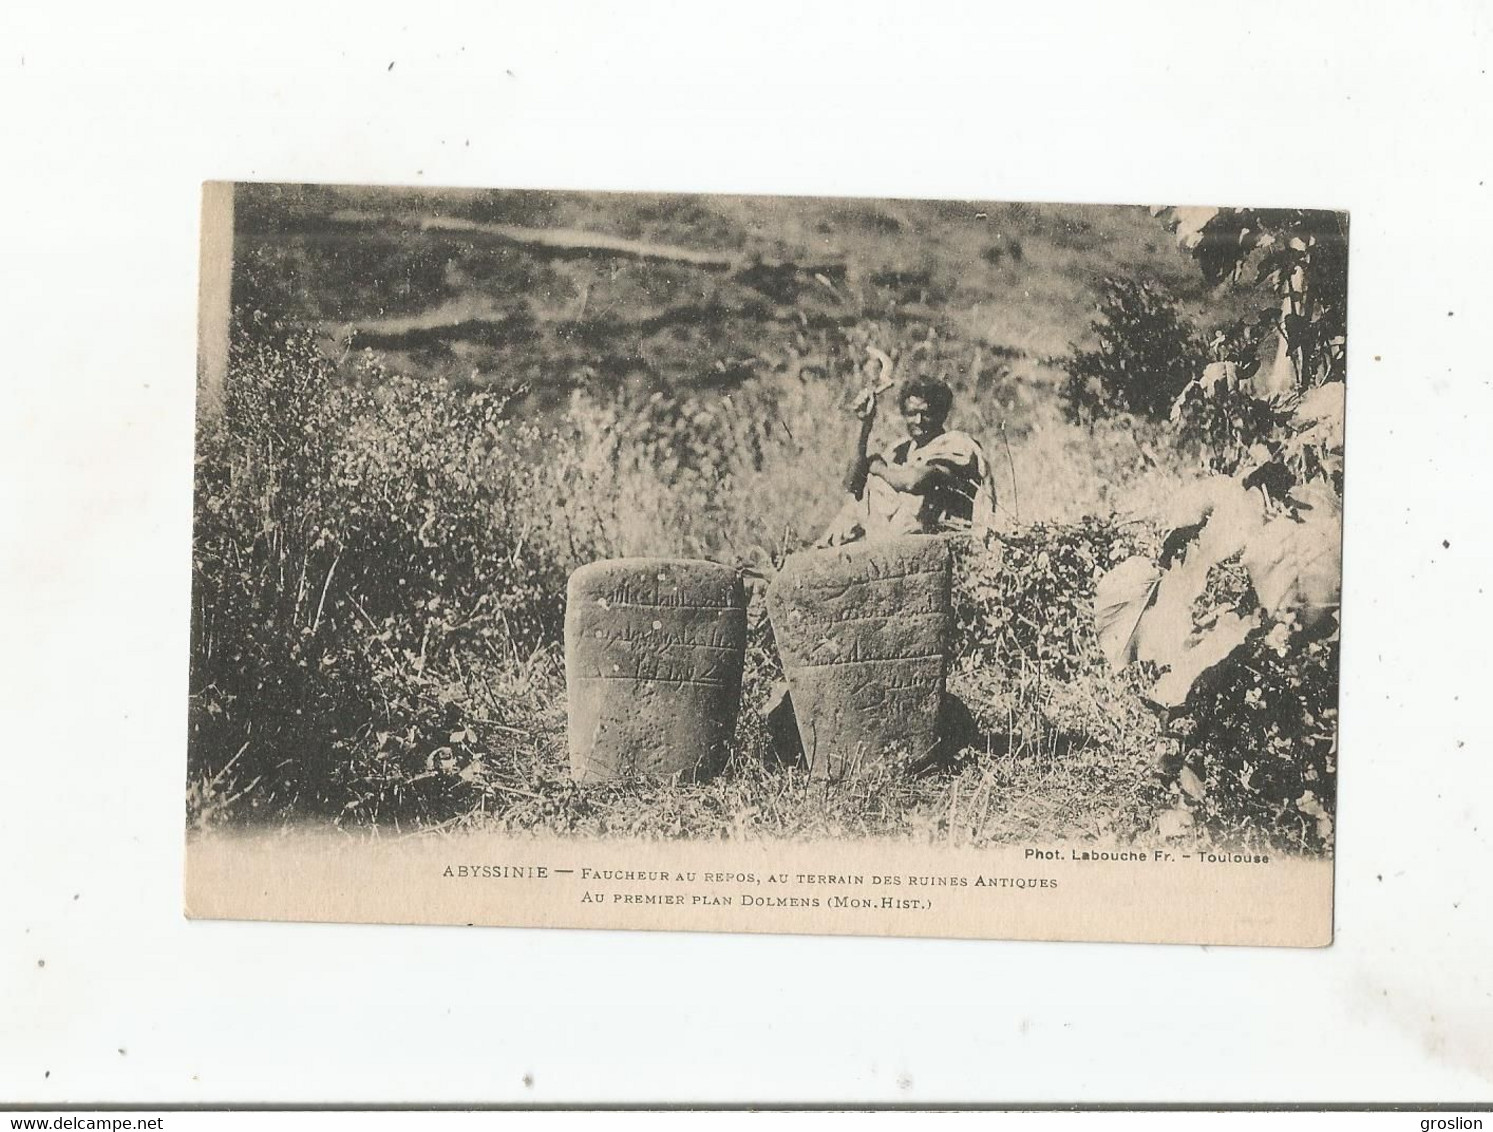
[565,558,748,783]
[766,536,953,778]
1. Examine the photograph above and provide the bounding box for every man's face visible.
[901,396,945,443]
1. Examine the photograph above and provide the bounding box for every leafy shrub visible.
[189,317,589,827]
[1093,422,1342,849]
[1181,611,1338,850]
[1056,207,1349,851]
[1169,356,1285,474]
[951,520,1154,682]
[1063,277,1208,421]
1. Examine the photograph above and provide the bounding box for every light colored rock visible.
[565,558,747,783]
[766,536,953,778]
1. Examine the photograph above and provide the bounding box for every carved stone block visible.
[766,537,952,778]
[565,558,747,783]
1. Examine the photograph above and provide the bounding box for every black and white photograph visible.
[185,183,1343,944]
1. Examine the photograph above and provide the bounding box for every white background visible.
[2,0,1490,1107]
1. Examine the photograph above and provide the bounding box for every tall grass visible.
[552,314,1198,563]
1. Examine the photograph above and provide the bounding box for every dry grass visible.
[383,602,1172,850]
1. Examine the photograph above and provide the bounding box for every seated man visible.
[819,376,997,546]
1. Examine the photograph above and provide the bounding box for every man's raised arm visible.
[843,390,879,497]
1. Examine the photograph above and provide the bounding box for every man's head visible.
[897,378,954,443]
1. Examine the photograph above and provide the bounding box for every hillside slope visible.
[233,185,1261,411]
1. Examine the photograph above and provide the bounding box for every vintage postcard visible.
[186,183,1342,945]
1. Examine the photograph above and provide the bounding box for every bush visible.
[188,318,588,828]
[1181,612,1338,851]
[954,506,1337,852]
[1091,465,1341,852]
[1168,354,1285,474]
[1107,206,1347,851]
[952,519,1154,682]
[1063,277,1207,421]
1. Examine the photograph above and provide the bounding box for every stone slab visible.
[565,558,747,783]
[766,536,953,778]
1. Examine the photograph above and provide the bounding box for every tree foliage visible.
[1092,207,1347,848]
[1063,276,1208,420]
